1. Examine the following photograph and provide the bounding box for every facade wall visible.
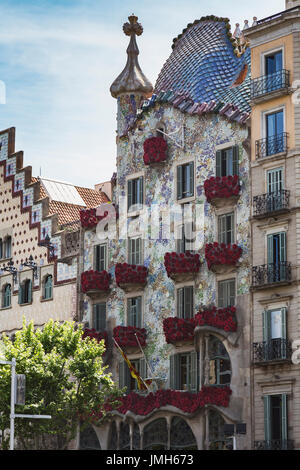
[81,101,252,449]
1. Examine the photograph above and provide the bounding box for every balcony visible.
[250,70,290,102]
[81,270,111,297]
[253,190,290,218]
[205,243,242,274]
[164,251,200,282]
[252,262,292,289]
[115,263,148,292]
[254,440,294,450]
[113,325,147,353]
[204,175,240,208]
[253,338,292,364]
[256,133,288,159]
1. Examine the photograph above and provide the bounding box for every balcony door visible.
[263,308,287,360]
[267,232,286,282]
[267,168,283,212]
[265,51,283,94]
[266,110,284,156]
[264,394,288,449]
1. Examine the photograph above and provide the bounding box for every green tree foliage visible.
[0,319,123,450]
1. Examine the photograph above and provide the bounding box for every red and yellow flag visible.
[114,339,152,390]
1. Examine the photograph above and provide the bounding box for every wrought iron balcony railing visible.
[253,190,290,217]
[254,440,294,450]
[253,338,292,363]
[256,133,288,159]
[252,262,292,288]
[251,70,290,100]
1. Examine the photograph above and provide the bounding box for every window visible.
[19,279,32,305]
[177,286,194,319]
[208,336,231,386]
[127,296,142,328]
[265,51,283,76]
[127,176,143,211]
[43,275,53,300]
[0,236,12,259]
[176,222,195,253]
[264,394,288,449]
[177,162,194,200]
[218,279,235,308]
[267,232,287,282]
[266,168,285,212]
[170,351,199,392]
[94,244,107,272]
[218,213,234,245]
[216,146,239,177]
[265,110,284,155]
[93,303,106,331]
[2,284,11,308]
[262,308,287,360]
[119,357,147,393]
[128,238,142,265]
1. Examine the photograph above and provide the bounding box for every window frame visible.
[94,243,108,272]
[93,302,107,331]
[126,295,143,328]
[176,285,194,320]
[217,278,236,308]
[175,159,195,204]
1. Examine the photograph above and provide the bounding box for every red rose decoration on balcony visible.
[143,136,168,165]
[195,306,237,332]
[205,243,242,270]
[163,317,195,344]
[204,175,240,203]
[80,207,108,229]
[113,325,147,349]
[164,252,200,279]
[115,263,148,288]
[96,387,232,419]
[81,270,110,293]
[82,328,108,351]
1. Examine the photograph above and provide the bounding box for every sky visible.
[0,0,285,189]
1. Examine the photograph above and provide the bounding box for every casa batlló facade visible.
[78,14,253,450]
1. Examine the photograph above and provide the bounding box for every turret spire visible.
[110,14,153,98]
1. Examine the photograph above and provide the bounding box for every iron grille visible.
[253,338,292,363]
[254,440,294,450]
[256,133,288,158]
[251,70,290,99]
[253,190,290,217]
[252,262,292,288]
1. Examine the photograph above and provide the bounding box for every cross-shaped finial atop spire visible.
[123,13,143,36]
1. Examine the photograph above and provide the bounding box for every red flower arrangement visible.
[113,325,147,349]
[100,386,232,418]
[143,136,168,165]
[164,252,200,278]
[80,207,109,229]
[195,306,237,332]
[82,328,108,351]
[204,175,240,203]
[163,317,195,344]
[205,242,242,270]
[115,263,148,287]
[81,270,110,293]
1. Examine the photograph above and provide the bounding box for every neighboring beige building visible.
[244,0,300,450]
[0,127,109,336]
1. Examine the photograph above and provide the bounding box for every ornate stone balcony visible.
[205,243,242,274]
[113,325,147,353]
[204,175,240,208]
[81,270,111,297]
[115,263,148,292]
[164,251,200,282]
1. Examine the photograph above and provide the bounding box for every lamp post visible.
[0,358,51,450]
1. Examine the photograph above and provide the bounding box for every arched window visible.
[143,419,168,450]
[2,284,11,308]
[43,275,53,300]
[19,279,32,305]
[170,417,197,450]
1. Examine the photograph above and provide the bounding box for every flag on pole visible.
[113,338,152,391]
